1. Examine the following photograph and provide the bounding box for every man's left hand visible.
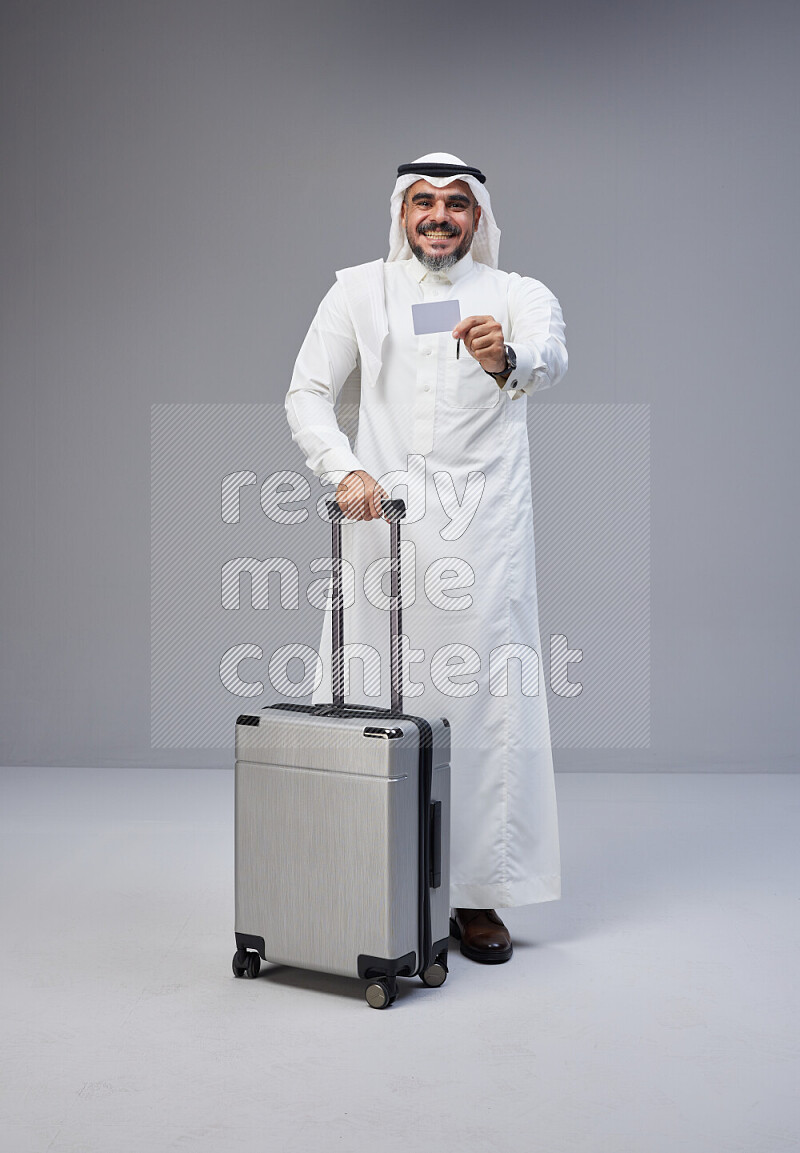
[452,315,507,376]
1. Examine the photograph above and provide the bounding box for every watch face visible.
[505,344,517,370]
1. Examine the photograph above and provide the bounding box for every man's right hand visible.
[335,470,389,521]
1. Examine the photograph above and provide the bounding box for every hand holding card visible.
[451,313,507,376]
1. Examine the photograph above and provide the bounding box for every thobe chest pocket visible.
[444,351,502,410]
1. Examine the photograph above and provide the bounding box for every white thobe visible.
[286,251,567,908]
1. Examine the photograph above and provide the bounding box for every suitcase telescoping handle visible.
[323,495,406,713]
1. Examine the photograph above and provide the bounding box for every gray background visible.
[2,0,797,771]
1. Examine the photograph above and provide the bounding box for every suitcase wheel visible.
[420,960,448,988]
[365,976,397,1009]
[232,949,261,980]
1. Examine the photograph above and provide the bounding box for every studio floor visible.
[0,767,797,1153]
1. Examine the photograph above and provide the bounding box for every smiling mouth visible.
[422,230,457,240]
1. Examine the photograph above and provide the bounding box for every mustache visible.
[417,221,461,237]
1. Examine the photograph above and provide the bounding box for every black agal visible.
[397,162,487,185]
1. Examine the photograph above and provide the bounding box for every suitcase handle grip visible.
[323,497,406,522]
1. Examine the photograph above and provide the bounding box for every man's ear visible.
[473,203,482,230]
[400,197,407,228]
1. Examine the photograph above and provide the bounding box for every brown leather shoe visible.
[450,908,513,964]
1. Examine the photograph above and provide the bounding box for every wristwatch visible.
[490,343,516,380]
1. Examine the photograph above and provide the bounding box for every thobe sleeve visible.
[285,281,366,478]
[502,275,568,398]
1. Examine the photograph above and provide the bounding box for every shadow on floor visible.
[257,963,379,1001]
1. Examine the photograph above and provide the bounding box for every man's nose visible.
[431,199,449,221]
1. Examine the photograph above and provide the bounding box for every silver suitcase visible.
[233,498,451,1008]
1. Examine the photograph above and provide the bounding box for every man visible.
[285,152,567,963]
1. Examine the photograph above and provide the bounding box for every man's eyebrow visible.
[410,191,472,205]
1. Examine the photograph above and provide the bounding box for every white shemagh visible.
[387,151,501,269]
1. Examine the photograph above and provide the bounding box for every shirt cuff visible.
[497,341,549,395]
[318,447,364,478]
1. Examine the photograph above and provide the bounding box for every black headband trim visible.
[397,162,487,185]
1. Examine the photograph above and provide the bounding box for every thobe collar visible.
[408,250,475,286]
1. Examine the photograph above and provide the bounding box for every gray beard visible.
[408,230,473,272]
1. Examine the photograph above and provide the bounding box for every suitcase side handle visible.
[323,496,406,713]
[428,800,442,889]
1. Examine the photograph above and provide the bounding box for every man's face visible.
[400,179,481,272]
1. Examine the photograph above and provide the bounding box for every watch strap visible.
[489,344,516,379]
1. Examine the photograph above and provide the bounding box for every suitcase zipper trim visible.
[236,757,409,783]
